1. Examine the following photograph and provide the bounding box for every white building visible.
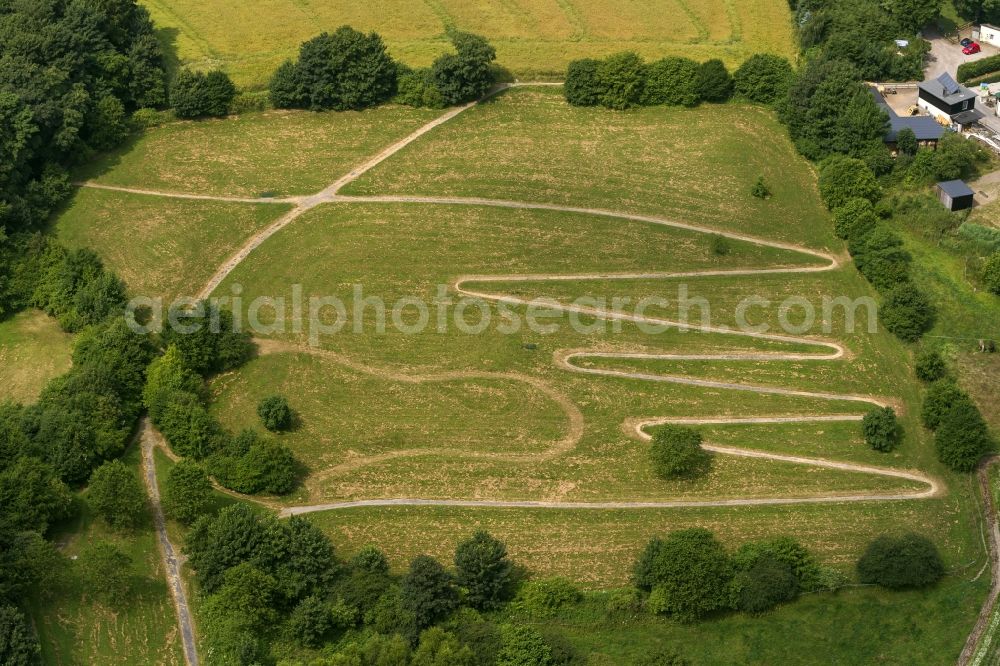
[979,24,1000,48]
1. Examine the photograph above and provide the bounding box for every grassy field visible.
[141,0,797,89]
[344,88,835,249]
[30,445,183,666]
[79,106,442,198]
[54,187,291,302]
[0,310,73,405]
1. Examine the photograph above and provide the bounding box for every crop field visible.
[141,0,797,88]
[30,446,183,666]
[0,310,73,404]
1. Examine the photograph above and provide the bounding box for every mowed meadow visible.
[141,0,797,87]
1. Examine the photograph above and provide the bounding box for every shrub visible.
[80,541,134,605]
[915,349,947,382]
[257,395,292,431]
[455,530,513,610]
[935,399,994,472]
[395,66,444,108]
[984,252,1000,296]
[857,534,944,589]
[730,554,799,614]
[497,624,552,666]
[230,439,298,494]
[921,380,971,430]
[564,59,602,106]
[711,234,731,256]
[430,31,497,106]
[862,406,901,452]
[896,127,918,156]
[849,227,911,292]
[269,60,304,108]
[957,54,1000,82]
[87,460,146,529]
[287,595,333,647]
[733,54,793,104]
[695,59,732,102]
[0,604,40,665]
[649,425,710,479]
[412,627,475,665]
[171,70,236,119]
[750,176,771,200]
[730,537,825,593]
[879,283,934,342]
[514,578,582,617]
[596,52,645,109]
[833,198,878,241]
[229,90,270,114]
[633,529,732,621]
[641,57,699,107]
[162,460,212,524]
[818,155,881,210]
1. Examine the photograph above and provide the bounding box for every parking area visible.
[924,26,1000,81]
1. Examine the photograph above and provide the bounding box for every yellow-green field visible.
[142,0,797,88]
[0,310,73,405]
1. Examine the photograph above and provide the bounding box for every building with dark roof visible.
[937,179,975,211]
[870,87,946,150]
[918,73,979,121]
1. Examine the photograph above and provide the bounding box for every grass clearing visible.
[0,310,73,405]
[344,88,834,249]
[54,187,291,301]
[80,106,442,198]
[30,445,183,666]
[141,0,796,88]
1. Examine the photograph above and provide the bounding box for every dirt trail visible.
[959,457,1000,666]
[139,418,199,666]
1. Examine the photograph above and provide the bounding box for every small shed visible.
[937,180,975,211]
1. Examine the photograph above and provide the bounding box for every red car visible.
[963,42,981,55]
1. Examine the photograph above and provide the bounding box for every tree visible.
[632,529,732,621]
[862,407,901,452]
[596,52,645,110]
[402,555,459,628]
[258,395,293,431]
[185,504,269,592]
[412,627,475,666]
[162,460,212,524]
[0,604,40,666]
[162,301,251,374]
[232,438,298,495]
[87,460,146,529]
[984,251,1000,296]
[883,0,941,32]
[896,127,918,156]
[430,31,497,106]
[833,198,878,241]
[922,380,972,430]
[733,54,793,104]
[286,594,331,647]
[857,533,944,589]
[641,57,700,107]
[695,59,732,102]
[143,345,203,421]
[80,541,134,605]
[293,27,398,111]
[455,530,513,610]
[915,349,947,382]
[564,59,602,106]
[849,227,912,292]
[818,155,881,210]
[497,624,552,666]
[209,562,279,630]
[0,456,72,533]
[171,70,236,118]
[880,283,935,342]
[935,399,994,472]
[353,544,390,575]
[649,426,710,479]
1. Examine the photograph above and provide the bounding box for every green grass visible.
[0,310,73,405]
[54,187,292,302]
[29,445,184,666]
[79,106,442,197]
[141,0,797,89]
[344,87,835,249]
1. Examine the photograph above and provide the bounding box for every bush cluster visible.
[856,533,944,589]
[921,379,995,471]
[270,27,496,112]
[632,529,830,621]
[171,70,237,118]
[564,53,749,109]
